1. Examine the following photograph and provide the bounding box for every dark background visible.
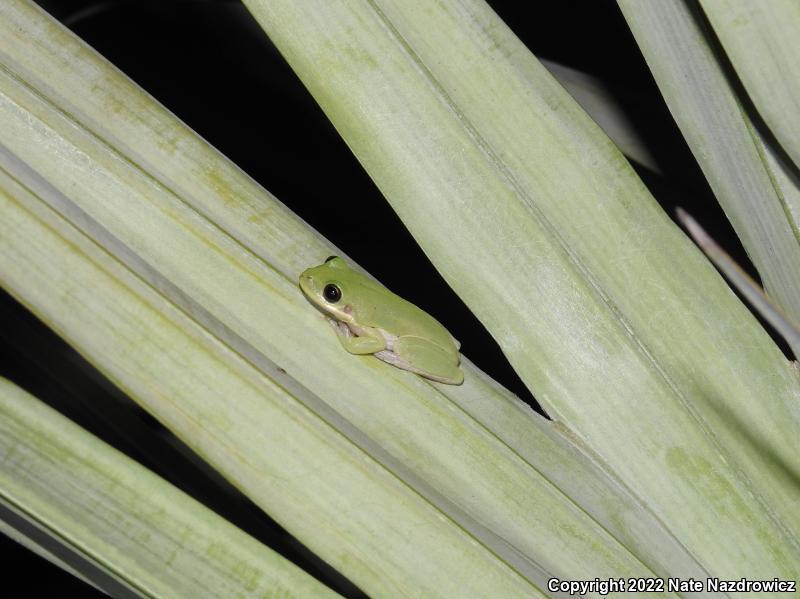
[2,1,764,596]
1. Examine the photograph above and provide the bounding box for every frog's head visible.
[299,256,355,322]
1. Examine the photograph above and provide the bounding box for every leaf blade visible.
[617,0,800,352]
[698,0,800,170]
[0,0,721,590]
[243,0,800,578]
[0,378,341,598]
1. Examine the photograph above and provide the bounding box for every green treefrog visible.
[299,257,464,385]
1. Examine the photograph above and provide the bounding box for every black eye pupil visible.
[323,284,341,303]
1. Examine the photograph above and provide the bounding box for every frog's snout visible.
[298,272,316,296]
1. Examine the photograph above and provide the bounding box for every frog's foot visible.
[327,318,353,338]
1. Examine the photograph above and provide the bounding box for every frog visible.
[299,256,464,385]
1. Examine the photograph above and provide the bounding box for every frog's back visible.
[353,276,459,354]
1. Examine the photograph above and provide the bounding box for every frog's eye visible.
[323,284,342,303]
[325,256,347,269]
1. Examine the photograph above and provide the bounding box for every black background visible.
[2,1,765,597]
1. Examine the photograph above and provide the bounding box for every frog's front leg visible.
[328,319,386,354]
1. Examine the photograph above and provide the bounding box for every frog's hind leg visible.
[375,336,463,385]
